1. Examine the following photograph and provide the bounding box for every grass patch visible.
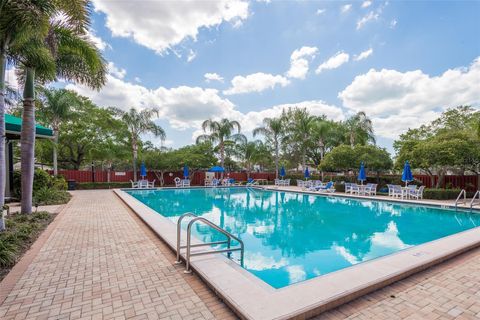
[0,211,56,281]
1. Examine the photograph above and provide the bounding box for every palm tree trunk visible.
[20,68,36,214]
[132,139,137,182]
[53,127,59,176]
[220,142,225,179]
[274,139,279,179]
[0,51,6,230]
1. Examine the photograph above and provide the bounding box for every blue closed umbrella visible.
[208,166,225,173]
[140,162,147,178]
[402,161,413,186]
[183,165,189,179]
[280,166,286,178]
[304,167,310,179]
[358,162,366,184]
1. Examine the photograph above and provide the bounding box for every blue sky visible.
[65,0,480,154]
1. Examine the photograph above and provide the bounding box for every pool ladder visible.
[455,189,480,209]
[174,212,244,273]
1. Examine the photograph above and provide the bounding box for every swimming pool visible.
[126,187,480,289]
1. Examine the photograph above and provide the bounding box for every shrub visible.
[76,182,132,189]
[33,187,71,206]
[13,169,70,205]
[422,188,474,200]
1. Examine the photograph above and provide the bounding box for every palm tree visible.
[0,0,56,225]
[235,139,265,179]
[196,118,246,176]
[13,2,107,214]
[344,111,375,146]
[38,88,80,175]
[115,108,166,182]
[253,117,283,179]
[283,108,316,170]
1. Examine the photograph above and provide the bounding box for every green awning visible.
[5,114,53,138]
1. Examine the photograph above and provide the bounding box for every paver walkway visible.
[1,189,479,320]
[0,190,235,320]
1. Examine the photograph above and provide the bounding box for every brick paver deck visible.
[0,190,235,320]
[1,189,479,319]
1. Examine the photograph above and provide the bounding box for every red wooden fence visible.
[52,170,277,186]
[51,170,479,190]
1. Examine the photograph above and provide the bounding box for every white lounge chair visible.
[408,186,425,199]
[391,185,403,198]
[350,183,360,195]
[182,179,190,187]
[315,181,335,193]
[174,177,183,188]
[365,183,377,196]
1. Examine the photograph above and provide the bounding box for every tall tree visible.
[37,88,79,175]
[253,117,283,178]
[0,0,55,226]
[196,118,246,176]
[13,1,107,214]
[282,108,316,170]
[115,108,165,181]
[343,111,375,146]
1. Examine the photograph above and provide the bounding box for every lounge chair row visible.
[303,181,336,193]
[387,184,425,199]
[345,183,378,196]
[274,179,291,186]
[130,179,155,188]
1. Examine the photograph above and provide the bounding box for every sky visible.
[38,1,480,153]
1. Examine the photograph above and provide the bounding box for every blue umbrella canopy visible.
[280,166,286,177]
[183,165,189,179]
[304,167,310,179]
[140,162,147,178]
[358,162,366,184]
[402,161,413,185]
[208,166,225,173]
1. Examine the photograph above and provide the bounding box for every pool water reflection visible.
[127,188,480,288]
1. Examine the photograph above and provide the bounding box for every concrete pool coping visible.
[114,187,480,320]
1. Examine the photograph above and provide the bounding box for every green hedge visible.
[423,188,475,200]
[76,182,132,190]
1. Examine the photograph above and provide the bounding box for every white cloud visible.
[390,19,398,28]
[187,49,197,62]
[316,8,326,15]
[357,11,379,29]
[107,62,126,79]
[237,100,345,133]
[315,51,350,74]
[286,265,306,283]
[5,68,19,90]
[286,46,318,79]
[92,0,249,54]
[134,77,141,83]
[67,75,237,130]
[361,1,372,8]
[223,72,290,95]
[86,29,110,51]
[354,48,373,61]
[338,57,480,138]
[341,4,352,13]
[204,73,224,83]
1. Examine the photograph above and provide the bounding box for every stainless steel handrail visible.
[470,190,480,209]
[455,189,466,208]
[175,212,197,264]
[175,213,244,273]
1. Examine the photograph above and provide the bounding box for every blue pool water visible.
[126,187,480,288]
